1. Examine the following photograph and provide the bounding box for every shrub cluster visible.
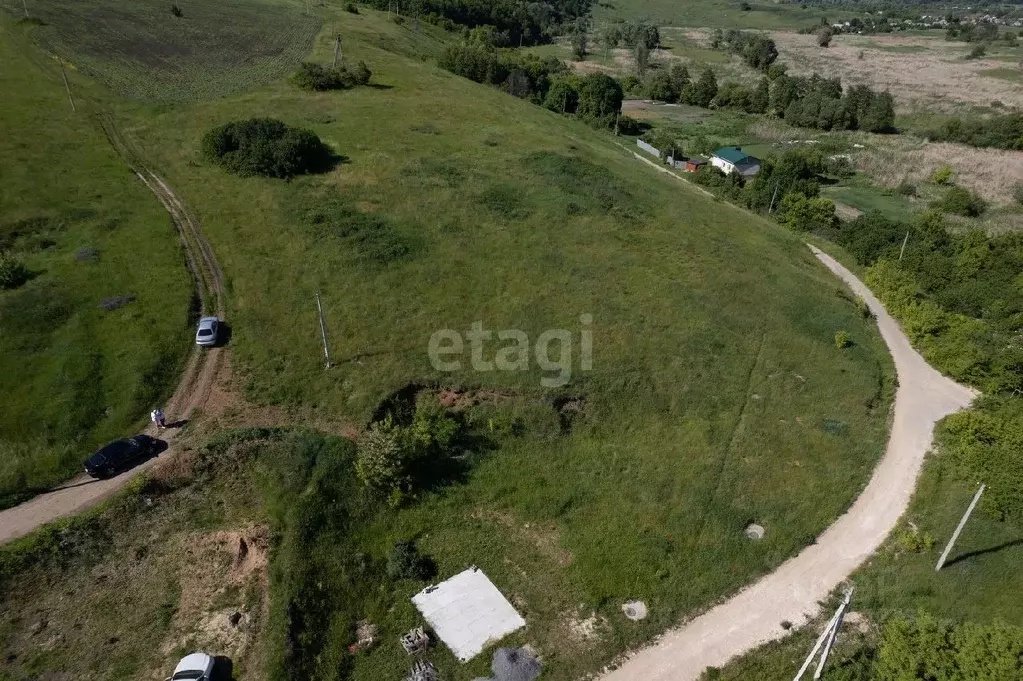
[292,61,371,91]
[439,44,625,130]
[932,186,987,217]
[355,398,460,505]
[201,118,333,179]
[711,29,779,71]
[918,113,1023,151]
[0,253,29,290]
[847,212,1023,394]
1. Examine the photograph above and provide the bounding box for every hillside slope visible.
[3,6,894,681]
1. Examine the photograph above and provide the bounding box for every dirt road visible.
[0,116,226,545]
[599,245,976,681]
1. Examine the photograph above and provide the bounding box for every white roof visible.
[411,567,525,662]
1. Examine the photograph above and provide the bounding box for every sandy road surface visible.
[0,116,226,545]
[599,245,976,681]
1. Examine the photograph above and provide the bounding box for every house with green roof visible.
[710,146,762,177]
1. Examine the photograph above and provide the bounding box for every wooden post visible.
[614,111,620,136]
[898,230,910,260]
[57,58,76,112]
[22,0,28,18]
[935,483,985,572]
[316,291,333,369]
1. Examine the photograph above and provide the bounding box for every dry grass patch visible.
[850,133,1023,207]
[771,31,1023,113]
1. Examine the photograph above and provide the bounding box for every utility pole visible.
[768,182,780,214]
[22,0,28,18]
[57,57,76,112]
[332,34,343,69]
[898,230,910,260]
[814,589,852,679]
[935,483,985,572]
[614,111,620,136]
[315,291,334,369]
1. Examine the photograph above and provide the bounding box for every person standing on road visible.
[151,407,166,430]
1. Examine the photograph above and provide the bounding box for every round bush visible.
[201,118,333,178]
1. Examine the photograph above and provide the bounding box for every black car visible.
[84,435,158,479]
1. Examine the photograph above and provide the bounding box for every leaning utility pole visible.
[22,0,28,18]
[768,182,780,214]
[935,483,985,572]
[332,34,344,69]
[794,588,854,681]
[898,230,910,260]
[57,57,76,112]
[315,291,334,369]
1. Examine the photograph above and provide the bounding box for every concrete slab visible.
[411,567,525,662]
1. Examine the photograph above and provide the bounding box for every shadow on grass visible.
[945,538,1023,568]
[211,656,234,681]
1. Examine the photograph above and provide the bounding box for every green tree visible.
[571,17,589,60]
[682,67,717,107]
[544,79,579,113]
[816,26,834,47]
[749,77,770,113]
[634,41,650,77]
[779,192,837,231]
[860,91,895,133]
[577,73,623,122]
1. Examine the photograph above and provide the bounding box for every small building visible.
[684,158,707,173]
[710,147,761,177]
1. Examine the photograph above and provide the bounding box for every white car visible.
[195,316,220,347]
[166,652,215,681]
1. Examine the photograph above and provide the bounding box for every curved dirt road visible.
[599,245,976,681]
[0,116,225,545]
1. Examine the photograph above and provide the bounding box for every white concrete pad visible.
[411,567,525,662]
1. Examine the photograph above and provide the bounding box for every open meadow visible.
[1,0,322,102]
[0,27,193,507]
[1,4,900,681]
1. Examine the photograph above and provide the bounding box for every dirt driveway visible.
[598,245,976,681]
[0,115,227,545]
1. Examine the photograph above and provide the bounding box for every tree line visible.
[362,0,594,45]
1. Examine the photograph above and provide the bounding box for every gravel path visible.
[599,245,976,681]
[0,116,225,545]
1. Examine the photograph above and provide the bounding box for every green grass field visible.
[3,4,898,679]
[0,26,193,507]
[117,8,893,678]
[822,184,918,223]
[594,0,850,29]
[2,0,322,102]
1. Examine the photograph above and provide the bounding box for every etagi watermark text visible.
[428,315,593,387]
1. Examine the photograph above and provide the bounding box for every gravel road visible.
[598,245,977,681]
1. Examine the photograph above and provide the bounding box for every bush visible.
[201,118,333,179]
[966,43,986,59]
[0,253,29,290]
[1013,183,1023,205]
[896,181,916,197]
[345,2,358,12]
[930,164,954,185]
[292,61,370,91]
[355,401,460,503]
[834,330,850,349]
[933,186,986,217]
[170,3,182,17]
[576,73,623,123]
[894,524,934,553]
[778,192,837,231]
[816,26,833,47]
[387,540,433,580]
